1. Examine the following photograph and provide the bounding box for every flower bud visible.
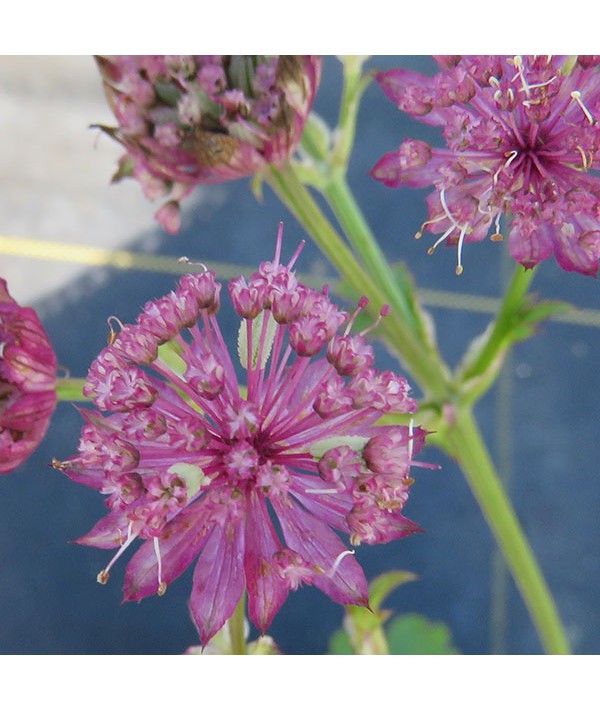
[0,279,57,474]
[95,55,322,233]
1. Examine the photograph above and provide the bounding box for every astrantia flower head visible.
[372,55,600,276]
[0,279,57,474]
[96,55,322,233]
[55,225,431,646]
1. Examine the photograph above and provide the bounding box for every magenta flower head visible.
[95,55,322,233]
[0,279,57,474]
[372,55,600,276]
[54,224,430,646]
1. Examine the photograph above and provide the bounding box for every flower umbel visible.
[95,55,322,233]
[55,225,429,646]
[0,279,57,474]
[372,55,600,276]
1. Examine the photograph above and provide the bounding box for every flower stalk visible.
[438,408,571,654]
[267,152,571,654]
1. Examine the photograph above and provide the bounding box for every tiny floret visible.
[56,225,431,645]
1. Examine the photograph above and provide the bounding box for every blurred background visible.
[1,56,598,655]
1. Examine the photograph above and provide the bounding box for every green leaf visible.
[328,629,354,655]
[368,570,418,613]
[386,614,459,655]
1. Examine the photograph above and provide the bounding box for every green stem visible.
[460,264,537,383]
[266,163,450,400]
[439,408,571,654]
[229,592,247,655]
[322,171,425,340]
[56,378,88,401]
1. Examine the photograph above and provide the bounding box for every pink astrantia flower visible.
[55,225,430,646]
[0,279,57,474]
[372,55,600,276]
[96,55,322,233]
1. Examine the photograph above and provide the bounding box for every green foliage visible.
[328,570,459,655]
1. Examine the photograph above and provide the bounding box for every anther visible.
[51,458,66,470]
[570,91,595,125]
[330,549,356,577]
[97,570,110,585]
[428,226,454,255]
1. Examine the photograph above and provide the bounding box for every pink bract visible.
[0,279,57,474]
[96,55,322,233]
[372,55,600,276]
[56,225,430,646]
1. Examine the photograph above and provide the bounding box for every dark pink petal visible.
[509,219,554,269]
[244,491,289,633]
[76,510,133,549]
[272,497,368,607]
[123,500,215,601]
[553,225,600,277]
[289,474,352,531]
[189,510,246,646]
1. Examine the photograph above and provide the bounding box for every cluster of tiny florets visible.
[372,55,600,276]
[56,226,429,645]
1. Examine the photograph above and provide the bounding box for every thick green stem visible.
[266,163,450,399]
[229,592,247,655]
[439,408,571,654]
[56,378,88,401]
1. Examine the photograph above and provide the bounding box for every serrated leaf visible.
[237,310,278,371]
[386,614,459,655]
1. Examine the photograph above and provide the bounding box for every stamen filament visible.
[330,549,356,576]
[154,536,167,596]
[570,90,594,125]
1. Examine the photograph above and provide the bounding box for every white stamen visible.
[493,150,519,184]
[304,487,338,495]
[570,91,595,125]
[330,549,356,577]
[576,145,591,171]
[97,522,136,584]
[455,226,467,276]
[428,226,454,255]
[518,75,557,93]
[178,256,207,271]
[154,537,167,596]
[439,188,464,232]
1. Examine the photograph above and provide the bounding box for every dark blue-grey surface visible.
[1,56,598,655]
